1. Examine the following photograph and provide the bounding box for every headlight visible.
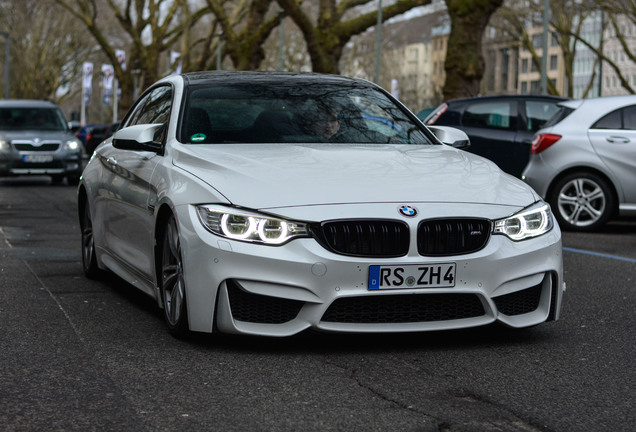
[64,139,81,151]
[196,205,309,245]
[493,202,553,241]
[0,139,8,151]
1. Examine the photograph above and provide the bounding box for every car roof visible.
[560,94,636,110]
[0,99,60,108]
[446,94,568,105]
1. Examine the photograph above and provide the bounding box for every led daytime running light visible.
[197,205,308,245]
[493,203,553,241]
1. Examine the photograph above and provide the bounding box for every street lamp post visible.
[279,11,285,71]
[217,34,223,70]
[0,31,9,99]
[374,0,383,84]
[540,0,550,94]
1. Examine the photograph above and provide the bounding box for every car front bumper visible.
[177,204,565,336]
[0,150,82,177]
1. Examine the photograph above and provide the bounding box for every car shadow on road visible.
[184,323,557,354]
[96,269,559,353]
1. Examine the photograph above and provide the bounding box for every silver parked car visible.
[0,100,83,184]
[523,95,636,231]
[79,71,564,339]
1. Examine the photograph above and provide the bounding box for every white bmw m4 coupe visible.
[78,71,565,338]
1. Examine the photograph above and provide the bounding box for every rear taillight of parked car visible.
[425,103,448,125]
[531,133,561,154]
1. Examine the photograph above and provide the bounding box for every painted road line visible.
[564,247,636,264]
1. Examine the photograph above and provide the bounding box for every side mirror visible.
[427,125,471,149]
[112,124,165,154]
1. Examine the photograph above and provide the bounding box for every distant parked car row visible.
[425,94,636,231]
[76,121,120,155]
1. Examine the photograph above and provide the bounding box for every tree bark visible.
[277,0,430,74]
[443,0,504,99]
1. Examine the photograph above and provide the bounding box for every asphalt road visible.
[1,177,634,432]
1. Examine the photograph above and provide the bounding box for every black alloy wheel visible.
[81,203,101,278]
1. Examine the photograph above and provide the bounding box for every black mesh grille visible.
[226,280,304,324]
[13,143,60,152]
[418,218,490,256]
[321,293,485,323]
[315,220,409,257]
[493,284,542,316]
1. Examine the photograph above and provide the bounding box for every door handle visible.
[107,156,118,166]
[606,136,630,144]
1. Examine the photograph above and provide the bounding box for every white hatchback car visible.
[78,72,564,338]
[523,95,636,231]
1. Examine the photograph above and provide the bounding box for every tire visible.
[549,172,615,231]
[159,215,190,338]
[81,203,101,278]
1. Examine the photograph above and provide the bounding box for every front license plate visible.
[22,154,53,163]
[368,263,456,290]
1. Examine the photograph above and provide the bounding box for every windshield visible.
[181,82,433,145]
[0,107,68,131]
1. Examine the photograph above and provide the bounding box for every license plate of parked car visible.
[368,263,456,290]
[22,154,53,163]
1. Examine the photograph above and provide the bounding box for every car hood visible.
[172,143,537,209]
[0,130,75,142]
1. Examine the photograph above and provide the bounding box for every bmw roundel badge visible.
[398,205,417,217]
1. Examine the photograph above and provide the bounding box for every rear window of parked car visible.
[543,106,574,128]
[461,101,515,130]
[592,105,636,130]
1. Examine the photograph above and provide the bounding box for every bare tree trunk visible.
[443,0,504,99]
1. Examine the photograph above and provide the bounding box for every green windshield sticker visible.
[191,133,206,142]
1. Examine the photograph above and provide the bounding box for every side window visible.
[592,109,622,129]
[621,105,636,130]
[525,100,561,132]
[462,101,515,130]
[133,86,172,125]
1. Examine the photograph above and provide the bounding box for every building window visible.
[531,57,541,72]
[530,80,540,94]
[522,58,529,73]
[521,81,528,93]
[550,55,558,70]
[409,48,419,63]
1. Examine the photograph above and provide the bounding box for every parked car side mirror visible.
[427,126,471,149]
[112,124,165,154]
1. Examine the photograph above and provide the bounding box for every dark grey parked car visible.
[0,100,83,184]
[425,95,567,178]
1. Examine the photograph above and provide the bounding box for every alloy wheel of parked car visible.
[550,172,614,231]
[81,204,100,278]
[160,215,189,338]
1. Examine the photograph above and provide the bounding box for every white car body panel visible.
[172,143,537,211]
